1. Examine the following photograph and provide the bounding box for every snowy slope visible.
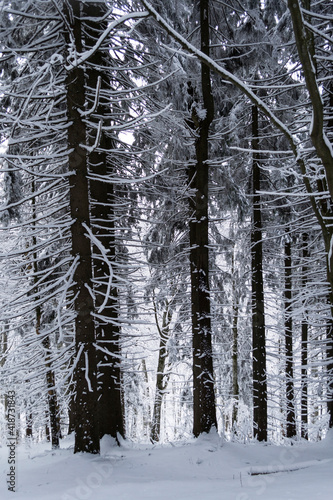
[1,430,333,500]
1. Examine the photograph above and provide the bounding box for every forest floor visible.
[1,429,333,500]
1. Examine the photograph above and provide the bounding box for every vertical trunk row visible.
[32,179,61,448]
[83,1,124,442]
[287,0,333,429]
[251,104,267,441]
[189,0,217,437]
[64,0,99,454]
[284,230,296,437]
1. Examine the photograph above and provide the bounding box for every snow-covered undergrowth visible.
[1,430,333,500]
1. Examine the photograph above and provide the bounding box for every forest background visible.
[0,0,333,455]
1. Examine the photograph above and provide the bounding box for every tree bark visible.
[301,232,308,440]
[26,412,33,438]
[64,0,99,454]
[287,0,333,200]
[189,0,217,437]
[287,1,333,427]
[251,104,267,441]
[150,304,171,442]
[83,0,124,442]
[231,252,239,428]
[284,230,296,438]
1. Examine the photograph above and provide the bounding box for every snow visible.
[1,431,333,500]
[141,0,294,145]
[65,12,149,71]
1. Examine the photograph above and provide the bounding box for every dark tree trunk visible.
[26,412,33,438]
[284,230,296,438]
[301,232,308,440]
[42,332,61,449]
[251,104,267,441]
[44,340,62,449]
[287,0,333,430]
[64,0,99,454]
[326,84,333,429]
[67,391,75,435]
[188,0,217,437]
[232,253,239,428]
[45,412,50,442]
[150,305,171,443]
[83,1,124,441]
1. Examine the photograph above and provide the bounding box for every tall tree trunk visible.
[64,0,99,454]
[287,0,333,429]
[83,0,124,442]
[231,252,239,428]
[67,390,75,435]
[43,337,62,448]
[251,104,267,441]
[326,83,333,429]
[301,232,308,439]
[189,0,217,437]
[26,412,33,439]
[141,359,151,438]
[150,304,171,443]
[284,229,296,437]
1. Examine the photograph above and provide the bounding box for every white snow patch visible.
[1,431,333,499]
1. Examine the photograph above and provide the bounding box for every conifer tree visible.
[189,0,217,437]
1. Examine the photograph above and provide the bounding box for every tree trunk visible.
[44,338,62,448]
[189,0,217,437]
[301,232,308,440]
[287,0,333,199]
[26,412,33,439]
[251,104,267,441]
[83,0,124,442]
[287,0,333,429]
[231,252,239,428]
[284,230,296,438]
[150,305,171,443]
[64,0,99,454]
[67,391,75,435]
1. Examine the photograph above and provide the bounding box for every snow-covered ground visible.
[1,430,333,500]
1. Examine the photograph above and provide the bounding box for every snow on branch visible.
[88,167,167,185]
[141,0,324,170]
[78,76,102,117]
[140,0,328,231]
[57,255,80,343]
[65,11,149,70]
[81,120,103,153]
[98,104,171,132]
[82,222,113,314]
[93,343,123,360]
[140,1,295,149]
[84,351,93,392]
